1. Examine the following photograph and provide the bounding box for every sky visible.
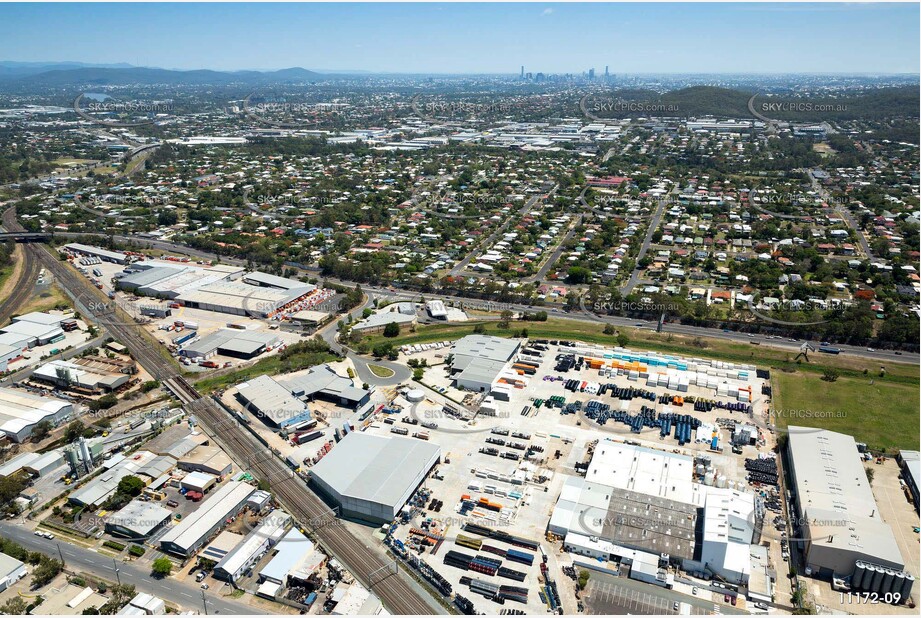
[0,2,918,74]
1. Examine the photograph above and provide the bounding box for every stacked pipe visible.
[407,554,452,596]
[745,457,778,486]
[498,566,527,582]
[470,555,501,576]
[454,594,476,615]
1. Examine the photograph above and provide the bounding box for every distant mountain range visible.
[0,62,327,85]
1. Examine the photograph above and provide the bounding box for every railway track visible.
[0,208,41,324]
[34,249,442,614]
[167,376,441,614]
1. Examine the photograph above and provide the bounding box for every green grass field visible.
[364,318,917,383]
[772,371,919,452]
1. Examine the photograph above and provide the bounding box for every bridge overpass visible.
[0,231,52,242]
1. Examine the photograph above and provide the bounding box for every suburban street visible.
[0,522,261,615]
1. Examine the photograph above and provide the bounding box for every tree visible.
[865,467,875,485]
[821,368,839,382]
[152,557,173,577]
[31,556,63,587]
[383,322,400,338]
[603,323,616,335]
[65,420,85,443]
[616,333,630,348]
[32,420,53,441]
[1,597,27,614]
[577,569,590,590]
[473,323,486,334]
[117,475,144,497]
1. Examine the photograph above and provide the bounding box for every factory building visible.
[787,427,905,578]
[116,263,243,299]
[236,374,314,430]
[350,303,417,335]
[0,387,73,443]
[181,329,281,360]
[897,451,920,514]
[177,444,234,478]
[105,500,172,539]
[550,441,759,585]
[69,451,160,508]
[214,510,291,583]
[176,280,314,318]
[309,433,440,524]
[0,343,23,372]
[448,335,522,392]
[63,243,128,264]
[0,319,64,347]
[279,364,372,411]
[159,481,255,557]
[0,553,28,592]
[32,358,133,393]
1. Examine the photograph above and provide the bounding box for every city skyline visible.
[0,2,918,74]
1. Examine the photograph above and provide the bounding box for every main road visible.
[0,522,256,615]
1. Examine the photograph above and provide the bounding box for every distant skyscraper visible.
[605,66,609,80]
[520,65,524,79]
[588,68,595,80]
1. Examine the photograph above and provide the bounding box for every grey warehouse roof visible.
[310,433,440,508]
[450,335,520,372]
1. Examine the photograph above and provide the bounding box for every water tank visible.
[696,464,706,476]
[861,565,876,592]
[899,573,914,602]
[892,572,905,599]
[407,389,425,403]
[881,569,896,595]
[852,562,866,590]
[869,565,884,593]
[704,471,716,486]
[716,474,727,488]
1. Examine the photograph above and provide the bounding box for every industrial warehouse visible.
[447,334,523,392]
[309,432,441,524]
[234,364,372,430]
[181,328,281,360]
[786,427,912,598]
[549,441,758,586]
[159,480,255,556]
[0,386,73,442]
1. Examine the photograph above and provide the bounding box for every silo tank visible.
[869,565,884,593]
[881,569,896,595]
[851,562,866,590]
[898,573,914,602]
[863,564,883,592]
[892,572,905,600]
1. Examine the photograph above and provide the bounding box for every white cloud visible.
[541,8,553,17]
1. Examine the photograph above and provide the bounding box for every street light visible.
[112,558,121,586]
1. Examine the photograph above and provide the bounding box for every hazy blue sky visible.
[1,2,918,74]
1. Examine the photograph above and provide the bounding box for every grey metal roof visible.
[107,500,171,536]
[237,375,309,425]
[788,427,903,567]
[117,266,182,289]
[279,364,369,404]
[310,433,440,508]
[159,481,254,553]
[450,335,520,371]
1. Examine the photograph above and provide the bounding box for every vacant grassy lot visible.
[193,345,338,393]
[772,371,919,452]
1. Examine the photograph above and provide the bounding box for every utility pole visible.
[201,590,208,615]
[56,542,65,567]
[113,558,121,586]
